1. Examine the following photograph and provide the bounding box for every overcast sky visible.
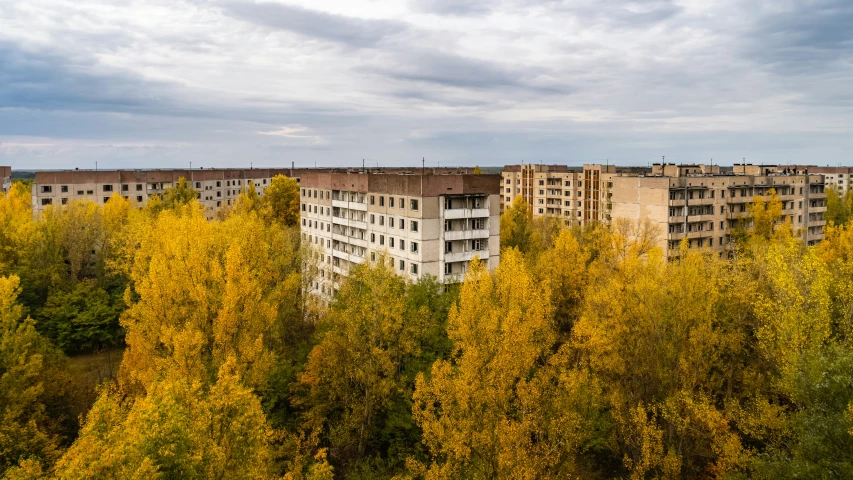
[1,0,851,169]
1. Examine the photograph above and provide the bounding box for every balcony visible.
[444,229,490,241]
[444,250,487,263]
[331,216,367,230]
[332,249,366,265]
[444,208,490,219]
[332,199,367,211]
[332,233,368,248]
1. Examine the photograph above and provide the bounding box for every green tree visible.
[0,275,76,476]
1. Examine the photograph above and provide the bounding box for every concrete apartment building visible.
[298,170,500,295]
[610,164,827,257]
[30,168,301,217]
[1,166,10,194]
[786,166,852,195]
[501,164,631,224]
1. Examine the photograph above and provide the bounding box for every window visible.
[411,242,419,253]
[445,241,452,253]
[506,196,511,202]
[445,263,452,275]
[227,181,231,187]
[380,196,385,207]
[195,182,201,189]
[371,252,376,262]
[136,184,142,191]
[445,220,452,231]
[380,235,385,246]
[217,191,221,197]
[399,197,404,209]
[472,218,484,229]
[41,198,52,205]
[87,190,94,195]
[137,196,143,202]
[411,221,418,232]
[390,217,395,228]
[400,240,405,251]
[61,185,69,193]
[410,199,418,210]
[472,239,485,251]
[399,260,405,271]
[411,263,418,275]
[370,195,375,205]
[216,181,221,187]
[390,197,395,208]
[61,198,68,205]
[380,216,385,226]
[400,219,405,230]
[390,238,395,248]
[103,197,110,203]
[538,208,544,214]
[41,185,52,193]
[539,180,544,185]
[370,214,375,224]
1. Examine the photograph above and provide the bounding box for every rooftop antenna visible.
[362,158,365,171]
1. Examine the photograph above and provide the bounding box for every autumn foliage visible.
[1,182,852,479]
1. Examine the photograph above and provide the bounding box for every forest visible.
[1,177,853,479]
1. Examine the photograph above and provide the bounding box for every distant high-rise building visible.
[1,166,10,195]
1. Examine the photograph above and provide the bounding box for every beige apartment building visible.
[784,166,852,195]
[298,170,500,295]
[1,166,10,194]
[501,164,633,224]
[610,164,827,257]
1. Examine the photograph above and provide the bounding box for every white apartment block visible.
[298,171,500,295]
[1,166,10,195]
[30,168,301,219]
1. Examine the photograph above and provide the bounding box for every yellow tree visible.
[261,175,300,227]
[499,196,532,252]
[117,201,298,391]
[413,251,601,479]
[299,256,424,465]
[535,228,589,334]
[747,188,784,240]
[54,358,276,479]
[573,247,747,478]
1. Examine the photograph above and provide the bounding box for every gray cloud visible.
[410,0,496,16]
[220,2,408,47]
[746,0,853,73]
[362,50,572,95]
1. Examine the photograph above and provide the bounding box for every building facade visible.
[786,166,852,195]
[30,168,303,217]
[1,166,10,195]
[500,164,623,224]
[298,171,500,295]
[610,164,827,257]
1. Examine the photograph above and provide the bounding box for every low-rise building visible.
[1,166,10,194]
[30,168,302,218]
[298,170,500,295]
[610,164,826,256]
